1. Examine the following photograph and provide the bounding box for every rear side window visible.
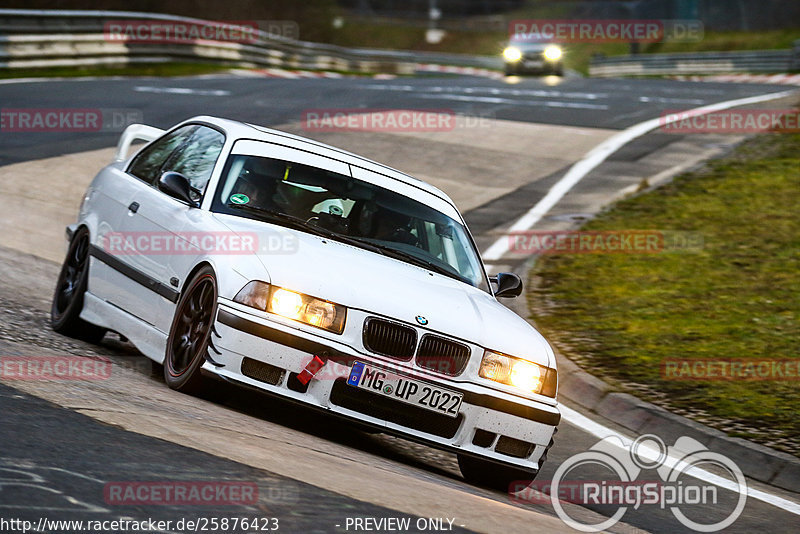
[127,125,225,195]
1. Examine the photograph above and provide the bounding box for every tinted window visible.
[128,125,195,185]
[163,126,225,194]
[212,155,488,292]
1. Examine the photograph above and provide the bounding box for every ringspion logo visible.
[515,434,747,532]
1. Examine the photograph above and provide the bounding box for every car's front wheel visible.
[164,266,217,393]
[51,227,107,343]
[457,454,538,492]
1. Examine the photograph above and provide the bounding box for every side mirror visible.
[491,272,523,298]
[157,171,198,207]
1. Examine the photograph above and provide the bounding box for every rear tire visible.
[164,266,217,393]
[457,454,538,492]
[50,227,107,343]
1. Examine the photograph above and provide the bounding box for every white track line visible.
[491,88,800,515]
[481,89,797,261]
[560,405,800,515]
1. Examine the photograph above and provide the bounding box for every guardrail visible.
[590,45,800,77]
[0,9,502,74]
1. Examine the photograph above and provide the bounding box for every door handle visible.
[128,202,140,213]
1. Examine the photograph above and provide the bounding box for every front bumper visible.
[505,55,562,74]
[208,300,560,472]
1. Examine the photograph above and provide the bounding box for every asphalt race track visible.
[1,72,798,533]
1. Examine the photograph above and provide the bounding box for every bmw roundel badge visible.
[415,315,428,326]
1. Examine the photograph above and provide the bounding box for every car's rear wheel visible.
[164,266,217,393]
[51,227,107,343]
[457,454,538,492]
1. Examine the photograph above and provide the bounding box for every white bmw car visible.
[51,116,560,489]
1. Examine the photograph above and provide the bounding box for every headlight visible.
[234,281,346,334]
[543,45,562,62]
[479,350,557,397]
[503,47,523,62]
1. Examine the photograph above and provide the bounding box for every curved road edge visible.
[502,92,800,495]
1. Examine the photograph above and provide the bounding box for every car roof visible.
[183,115,459,211]
[508,37,550,46]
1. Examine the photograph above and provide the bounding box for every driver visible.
[232,175,268,207]
[231,158,284,209]
[371,208,418,246]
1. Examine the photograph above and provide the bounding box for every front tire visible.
[51,227,107,343]
[164,266,217,393]
[458,454,538,492]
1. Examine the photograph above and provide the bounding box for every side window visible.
[128,125,196,185]
[162,126,225,194]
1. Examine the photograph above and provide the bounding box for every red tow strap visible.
[296,355,327,385]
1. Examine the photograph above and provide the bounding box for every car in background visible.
[503,35,564,76]
[51,116,560,490]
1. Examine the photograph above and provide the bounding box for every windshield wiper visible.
[226,203,331,237]
[344,237,466,282]
[226,203,387,253]
[226,204,466,282]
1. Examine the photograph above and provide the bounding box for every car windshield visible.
[509,36,549,46]
[211,154,490,292]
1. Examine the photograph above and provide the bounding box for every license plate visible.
[347,362,463,418]
[524,60,544,68]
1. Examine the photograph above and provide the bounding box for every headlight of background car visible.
[479,350,557,397]
[543,45,563,62]
[234,281,346,334]
[503,47,523,62]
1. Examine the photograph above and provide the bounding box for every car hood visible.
[215,214,554,368]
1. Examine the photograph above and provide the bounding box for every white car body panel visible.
[66,115,560,473]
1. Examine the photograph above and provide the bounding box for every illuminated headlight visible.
[503,47,523,62]
[234,281,346,334]
[479,350,557,397]
[543,45,563,62]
